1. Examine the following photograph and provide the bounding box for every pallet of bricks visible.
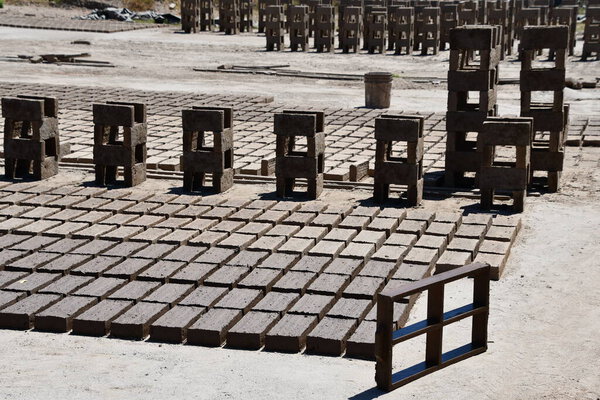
[520,25,569,192]
[445,25,500,187]
[582,0,600,61]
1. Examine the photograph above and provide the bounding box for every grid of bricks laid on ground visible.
[0,15,167,33]
[0,179,521,358]
[1,82,597,185]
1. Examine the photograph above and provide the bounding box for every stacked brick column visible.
[478,117,533,212]
[289,5,310,51]
[363,1,386,50]
[200,0,214,31]
[373,115,424,206]
[458,0,478,25]
[582,6,600,61]
[529,0,551,24]
[520,26,569,192]
[2,96,61,181]
[392,6,414,54]
[220,0,241,34]
[181,0,201,33]
[445,26,500,187]
[366,9,387,53]
[240,0,253,32]
[516,7,540,43]
[487,1,510,58]
[181,106,234,193]
[93,101,147,187]
[306,0,322,38]
[314,5,335,52]
[265,5,285,51]
[549,7,576,57]
[340,6,362,53]
[339,0,363,47]
[259,0,280,33]
[440,3,458,51]
[418,7,440,55]
[274,111,325,199]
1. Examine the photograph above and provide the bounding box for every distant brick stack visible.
[314,5,335,52]
[240,0,254,32]
[582,6,600,61]
[2,96,63,181]
[181,0,201,33]
[520,26,569,192]
[259,0,279,33]
[550,6,577,56]
[445,26,500,187]
[274,111,325,199]
[340,6,362,53]
[220,0,240,34]
[363,1,386,50]
[93,101,147,187]
[366,9,387,53]
[373,115,424,206]
[458,0,478,25]
[200,0,214,31]
[418,7,440,55]
[289,5,310,51]
[478,117,533,212]
[265,5,285,51]
[515,7,540,44]
[181,106,234,193]
[529,0,551,24]
[487,1,510,58]
[440,3,458,51]
[339,0,363,48]
[391,6,414,55]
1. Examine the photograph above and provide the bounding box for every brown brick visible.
[137,260,186,282]
[149,305,205,343]
[323,228,358,244]
[306,316,356,356]
[436,250,472,274]
[194,247,235,265]
[0,271,27,289]
[288,293,335,318]
[265,224,300,238]
[3,272,61,294]
[179,285,228,307]
[256,253,299,271]
[397,219,427,236]
[34,296,98,332]
[204,266,250,288]
[187,308,243,346]
[486,225,518,243]
[72,277,127,300]
[404,247,439,266]
[338,215,370,230]
[345,320,376,360]
[169,263,218,284]
[214,288,263,312]
[473,252,508,280]
[322,258,363,277]
[37,254,93,274]
[111,302,169,340]
[103,258,154,280]
[142,283,194,306]
[392,263,432,281]
[265,313,318,353]
[71,256,122,277]
[252,291,299,315]
[455,223,488,240]
[226,311,280,349]
[38,275,94,296]
[342,276,385,300]
[0,293,61,329]
[6,252,61,272]
[237,268,283,292]
[447,237,481,257]
[0,290,26,310]
[108,281,161,302]
[72,299,133,336]
[415,234,448,256]
[272,271,316,293]
[339,242,376,260]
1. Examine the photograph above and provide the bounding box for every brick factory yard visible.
[0,3,599,399]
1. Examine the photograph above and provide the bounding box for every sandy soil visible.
[0,6,599,399]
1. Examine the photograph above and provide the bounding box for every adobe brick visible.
[371,245,410,263]
[310,213,342,229]
[415,234,448,257]
[69,239,116,256]
[108,281,161,302]
[176,205,212,218]
[202,207,236,221]
[425,221,456,240]
[137,260,187,282]
[214,287,263,312]
[0,293,61,329]
[462,213,493,227]
[254,210,291,224]
[72,299,133,336]
[131,243,178,260]
[289,255,332,274]
[282,212,317,227]
[72,211,112,224]
[358,260,398,279]
[0,290,26,310]
[142,283,194,306]
[226,250,269,268]
[392,262,432,281]
[339,242,376,260]
[162,245,204,263]
[179,285,228,308]
[38,254,93,274]
[346,320,376,360]
[0,233,32,248]
[404,246,439,267]
[204,266,250,288]
[396,219,427,236]
[71,256,122,277]
[278,237,315,255]
[193,247,235,265]
[288,293,336,318]
[352,230,387,248]
[322,257,363,277]
[251,291,299,315]
[3,272,61,294]
[155,217,194,230]
[237,222,273,237]
[213,233,257,251]
[364,300,411,328]
[129,227,171,243]
[433,211,463,226]
[447,237,481,257]
[101,242,148,258]
[338,215,371,230]
[265,224,301,238]
[237,268,282,292]
[473,252,508,280]
[110,302,169,340]
[377,208,407,220]
[256,253,300,271]
[478,239,511,255]
[307,273,350,297]
[0,249,26,269]
[306,316,357,356]
[271,271,317,294]
[149,305,205,343]
[226,311,280,349]
[0,271,27,289]
[187,308,243,346]
[455,223,488,240]
[384,232,418,247]
[169,263,217,284]
[6,252,60,272]
[436,250,472,274]
[103,258,154,280]
[34,296,98,332]
[72,277,127,300]
[342,276,385,300]
[127,214,166,227]
[265,313,318,353]
[486,225,518,243]
[38,275,94,296]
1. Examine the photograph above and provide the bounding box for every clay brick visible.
[307,240,344,257]
[72,299,133,336]
[188,231,227,247]
[214,288,263,312]
[342,276,385,300]
[0,290,26,310]
[177,205,211,218]
[72,277,127,300]
[229,208,263,222]
[436,250,472,274]
[447,237,481,257]
[129,228,171,243]
[10,235,59,252]
[384,233,418,247]
[6,252,61,272]
[101,242,148,258]
[346,320,376,360]
[3,272,60,294]
[306,316,356,356]
[404,246,439,266]
[111,302,169,340]
[0,271,27,289]
[294,226,329,242]
[69,239,116,256]
[323,258,363,277]
[237,268,282,292]
[142,283,194,306]
[405,210,435,223]
[272,271,316,294]
[202,207,236,221]
[288,293,336,318]
[14,219,61,235]
[367,217,400,235]
[310,213,342,229]
[72,211,111,224]
[283,212,317,227]
[473,252,508,280]
[127,214,166,227]
[455,223,488,240]
[352,230,387,248]
[247,235,286,252]
[137,260,186,282]
[338,215,370,230]
[0,293,61,329]
[0,233,32,248]
[71,256,122,277]
[183,218,221,232]
[37,254,93,274]
[397,219,428,236]
[237,222,273,237]
[194,247,235,265]
[479,239,511,255]
[255,210,290,224]
[278,237,315,255]
[256,253,299,271]
[204,266,250,288]
[434,211,463,226]
[251,291,299,315]
[179,285,228,307]
[34,296,98,332]
[149,305,205,343]
[323,228,357,244]
[377,208,407,220]
[38,275,94,296]
[226,311,280,349]
[322,204,353,216]
[307,273,350,296]
[265,313,318,352]
[132,243,177,260]
[462,213,493,227]
[211,220,245,233]
[187,308,243,346]
[161,245,202,263]
[392,262,432,281]
[426,221,456,239]
[339,242,376,260]
[265,224,301,238]
[415,234,448,256]
[358,260,397,279]
[486,225,518,243]
[364,299,411,328]
[327,297,372,319]
[227,250,269,268]
[103,258,154,280]
[0,218,32,234]
[371,245,410,263]
[108,281,160,302]
[169,263,218,284]
[492,215,522,229]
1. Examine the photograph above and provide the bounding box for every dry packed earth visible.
[0,4,599,400]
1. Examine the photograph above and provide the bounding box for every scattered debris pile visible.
[76,7,180,24]
[15,53,114,67]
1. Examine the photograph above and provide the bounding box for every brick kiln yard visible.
[0,5,599,399]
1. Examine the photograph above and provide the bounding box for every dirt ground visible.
[0,5,599,399]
